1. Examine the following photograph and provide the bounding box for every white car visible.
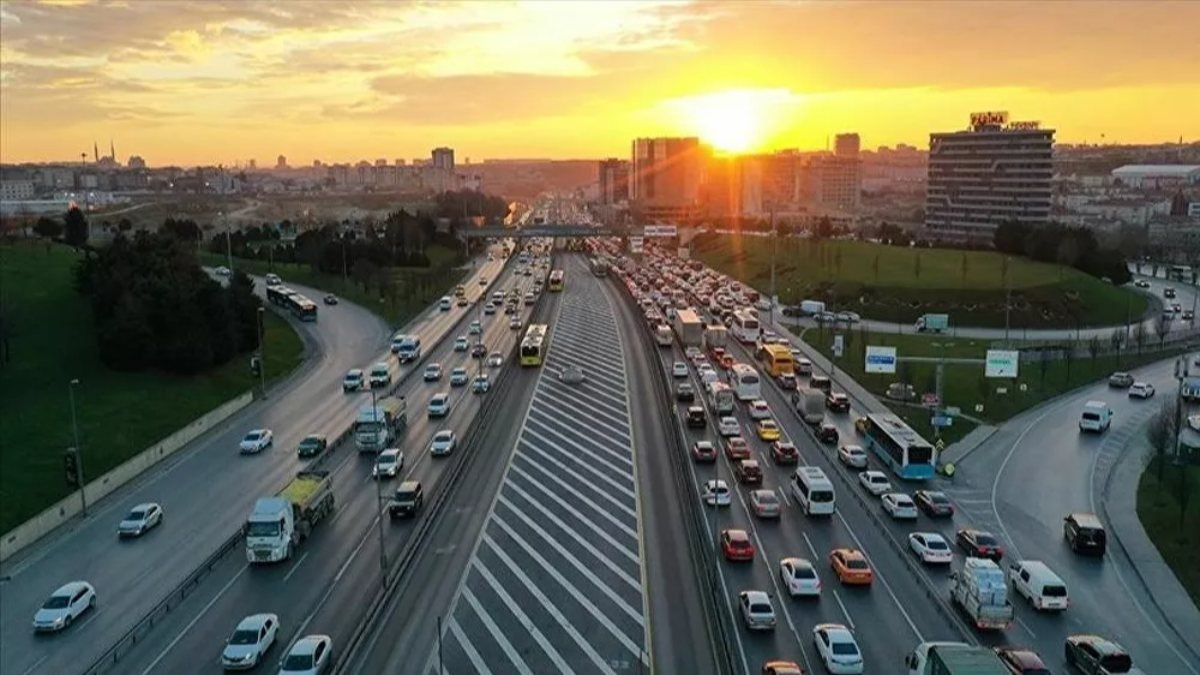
[747,399,771,420]
[881,493,919,519]
[430,430,456,456]
[509,317,522,330]
[779,557,822,597]
[472,374,491,393]
[702,479,731,507]
[672,361,689,378]
[278,634,333,675]
[483,302,496,315]
[738,590,776,631]
[220,613,278,670]
[858,470,891,496]
[449,367,469,387]
[1129,382,1156,399]
[239,429,273,454]
[908,532,953,564]
[812,623,864,674]
[32,581,96,632]
[214,266,232,277]
[373,449,403,479]
[424,363,442,381]
[486,352,503,367]
[698,367,719,386]
[428,393,450,417]
[454,336,469,352]
[838,445,868,469]
[468,321,482,335]
[342,369,365,392]
[717,416,741,437]
[117,502,163,538]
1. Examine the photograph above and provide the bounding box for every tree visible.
[118,217,133,232]
[1146,396,1179,483]
[872,254,880,283]
[352,258,379,292]
[33,216,62,250]
[1109,328,1125,365]
[913,252,922,280]
[1152,313,1170,349]
[63,207,89,247]
[1176,460,1194,527]
[1133,321,1148,354]
[1056,237,1080,281]
[1087,334,1102,369]
[961,253,969,283]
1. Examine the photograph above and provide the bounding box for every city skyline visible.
[2,1,1199,166]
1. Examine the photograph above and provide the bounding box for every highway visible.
[0,251,506,675]
[104,254,538,674]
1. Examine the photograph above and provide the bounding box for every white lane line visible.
[520,432,636,501]
[509,461,639,533]
[523,421,635,484]
[834,511,925,643]
[525,410,633,468]
[503,482,641,575]
[777,485,793,507]
[530,389,634,443]
[282,552,309,583]
[831,590,857,631]
[1016,616,1036,639]
[535,379,631,428]
[140,564,249,675]
[802,532,820,560]
[460,585,530,675]
[19,655,48,675]
[480,534,624,675]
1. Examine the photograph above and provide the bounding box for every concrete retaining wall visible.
[1,390,255,563]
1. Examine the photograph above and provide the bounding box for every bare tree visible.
[1153,313,1170,349]
[1146,395,1179,483]
[1087,334,1103,364]
[1109,328,1125,365]
[1133,321,1148,354]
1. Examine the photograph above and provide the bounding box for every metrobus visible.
[861,413,936,480]
[548,269,565,292]
[731,309,760,343]
[288,294,318,322]
[520,324,549,366]
[266,285,294,307]
[706,381,735,415]
[730,363,762,401]
[758,344,794,377]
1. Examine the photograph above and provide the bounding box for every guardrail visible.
[84,254,519,675]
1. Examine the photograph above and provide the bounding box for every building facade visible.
[925,113,1054,243]
[597,158,630,205]
[630,137,704,222]
[432,147,455,171]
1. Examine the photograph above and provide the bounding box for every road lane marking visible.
[835,511,926,643]
[501,487,640,582]
[460,586,529,675]
[282,552,309,583]
[140,563,248,675]
[1016,616,1036,639]
[505,477,638,564]
[20,654,48,675]
[509,461,638,536]
[831,590,857,630]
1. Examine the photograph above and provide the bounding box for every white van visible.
[1078,400,1113,433]
[1008,560,1069,611]
[654,324,673,347]
[791,466,835,516]
[438,296,452,311]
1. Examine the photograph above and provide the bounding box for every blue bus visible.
[862,413,936,480]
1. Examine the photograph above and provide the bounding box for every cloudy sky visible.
[2,0,1198,166]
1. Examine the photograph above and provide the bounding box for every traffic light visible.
[64,449,79,487]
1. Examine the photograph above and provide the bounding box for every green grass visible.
[199,250,468,328]
[0,242,304,535]
[1137,459,1200,607]
[694,235,1148,329]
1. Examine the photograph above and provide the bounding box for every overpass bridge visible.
[463,223,701,244]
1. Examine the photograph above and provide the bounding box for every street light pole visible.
[257,307,267,399]
[370,387,388,589]
[68,379,87,517]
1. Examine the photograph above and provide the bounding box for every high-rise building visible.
[630,137,704,222]
[276,155,288,169]
[799,154,862,213]
[925,112,1054,243]
[248,159,257,170]
[597,158,630,205]
[432,147,455,171]
[835,133,861,158]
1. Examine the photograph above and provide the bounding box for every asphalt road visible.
[0,252,506,675]
[104,257,539,674]
[943,356,1200,674]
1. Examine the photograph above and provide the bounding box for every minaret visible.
[93,141,99,163]
[110,139,116,162]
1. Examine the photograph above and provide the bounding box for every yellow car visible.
[756,419,781,441]
[854,416,870,435]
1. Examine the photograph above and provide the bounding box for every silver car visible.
[220,613,278,670]
[117,502,163,538]
[33,581,95,632]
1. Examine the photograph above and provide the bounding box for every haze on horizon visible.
[2,0,1198,167]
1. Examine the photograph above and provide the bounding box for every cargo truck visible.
[906,642,1009,675]
[791,389,826,425]
[702,324,728,351]
[672,308,704,348]
[245,471,334,563]
[915,313,950,333]
[951,558,1015,630]
[355,396,407,452]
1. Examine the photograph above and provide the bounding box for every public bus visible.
[288,294,318,322]
[706,381,736,415]
[520,324,549,366]
[266,285,293,307]
[758,344,795,377]
[730,363,762,401]
[548,269,565,292]
[861,413,936,480]
[731,308,760,344]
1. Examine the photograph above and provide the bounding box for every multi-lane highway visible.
[0,251,506,675]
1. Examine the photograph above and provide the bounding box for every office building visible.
[799,154,862,213]
[0,180,36,201]
[925,112,1054,243]
[597,158,630,205]
[630,137,704,222]
[835,133,860,158]
[276,155,288,169]
[432,147,455,171]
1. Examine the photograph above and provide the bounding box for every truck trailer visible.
[672,308,704,348]
[906,642,1009,675]
[245,471,335,564]
[791,389,826,425]
[355,396,407,452]
[915,313,950,333]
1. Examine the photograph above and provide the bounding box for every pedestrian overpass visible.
[462,223,698,244]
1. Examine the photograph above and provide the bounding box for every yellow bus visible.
[548,269,565,292]
[758,343,795,377]
[520,324,549,366]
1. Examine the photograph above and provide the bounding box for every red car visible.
[914,490,955,517]
[994,647,1050,675]
[725,436,751,460]
[771,441,799,464]
[721,529,756,561]
[776,373,798,390]
[956,528,1005,561]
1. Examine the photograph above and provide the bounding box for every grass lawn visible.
[694,234,1148,329]
[200,250,468,328]
[1137,459,1200,607]
[0,242,304,535]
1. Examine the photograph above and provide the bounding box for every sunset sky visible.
[2,0,1198,166]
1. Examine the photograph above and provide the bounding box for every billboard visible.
[864,346,898,374]
[970,111,1009,128]
[643,224,678,238]
[628,236,644,254]
[985,349,1019,378]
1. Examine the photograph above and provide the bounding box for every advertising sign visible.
[931,416,954,428]
[833,334,844,358]
[970,111,1009,127]
[643,224,678,238]
[628,236,644,254]
[864,346,898,374]
[1008,120,1041,130]
[985,349,1020,378]
[922,393,940,408]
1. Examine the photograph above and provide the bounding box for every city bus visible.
[288,294,318,322]
[731,308,760,344]
[730,363,762,401]
[548,269,565,292]
[266,285,293,307]
[520,323,549,366]
[706,381,736,415]
[758,343,795,377]
[861,413,936,480]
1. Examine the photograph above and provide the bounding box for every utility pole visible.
[370,387,388,589]
[222,212,234,275]
[256,307,267,399]
[768,205,777,327]
[341,239,348,282]
[68,379,87,517]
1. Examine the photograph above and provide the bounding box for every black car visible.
[388,481,423,518]
[686,406,706,428]
[809,375,832,393]
[296,434,328,458]
[1064,635,1133,675]
[913,490,955,517]
[1063,513,1107,556]
[471,344,488,358]
[826,392,851,413]
[956,528,1004,561]
[323,294,338,305]
[676,382,695,402]
[816,423,839,444]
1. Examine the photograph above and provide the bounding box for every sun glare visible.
[670,89,800,154]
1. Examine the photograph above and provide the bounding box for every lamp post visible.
[68,379,87,517]
[257,307,267,399]
[370,387,388,589]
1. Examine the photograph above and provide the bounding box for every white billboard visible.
[643,224,678,238]
[628,236,644,254]
[864,346,898,374]
[985,349,1019,378]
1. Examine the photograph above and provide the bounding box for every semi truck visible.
[245,471,335,564]
[906,642,1009,675]
[672,308,704,348]
[355,396,407,452]
[703,324,729,351]
[791,389,826,425]
[951,557,1014,630]
[915,313,950,333]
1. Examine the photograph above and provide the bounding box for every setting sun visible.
[668,89,802,154]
